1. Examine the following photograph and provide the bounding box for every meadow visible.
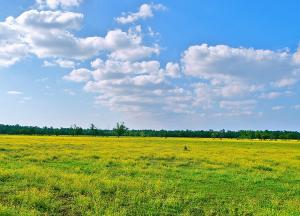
[0,135,299,216]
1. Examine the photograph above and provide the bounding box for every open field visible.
[0,136,299,215]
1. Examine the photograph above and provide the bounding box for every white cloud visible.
[259,91,282,99]
[166,62,181,78]
[35,77,49,82]
[15,10,83,30]
[65,43,300,117]
[272,106,285,111]
[104,28,160,61]
[182,44,296,84]
[36,0,83,9]
[22,96,32,100]
[0,44,28,67]
[7,91,31,103]
[78,58,194,114]
[64,88,76,95]
[115,3,166,24]
[147,27,160,38]
[109,44,160,61]
[19,96,32,103]
[0,10,103,62]
[0,22,19,42]
[294,104,300,110]
[43,59,76,68]
[180,44,300,113]
[0,11,159,66]
[55,59,76,68]
[273,78,298,88]
[88,59,166,86]
[7,91,23,95]
[219,100,257,111]
[24,29,103,60]
[213,111,260,118]
[43,60,56,67]
[90,59,164,80]
[63,68,91,82]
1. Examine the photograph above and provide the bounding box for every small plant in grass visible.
[184,145,189,151]
[254,165,273,172]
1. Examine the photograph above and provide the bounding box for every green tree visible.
[90,123,97,136]
[71,124,83,136]
[113,122,128,137]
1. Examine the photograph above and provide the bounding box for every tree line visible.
[0,123,299,140]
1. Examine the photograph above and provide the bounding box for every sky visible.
[0,0,300,130]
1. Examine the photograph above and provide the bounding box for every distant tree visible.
[90,123,97,136]
[219,129,225,140]
[76,126,83,136]
[70,124,76,136]
[71,124,83,136]
[211,132,219,139]
[113,122,128,137]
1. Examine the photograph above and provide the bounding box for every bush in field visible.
[184,145,189,151]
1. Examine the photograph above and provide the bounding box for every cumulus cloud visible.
[43,61,56,67]
[0,44,28,67]
[165,62,181,78]
[36,0,83,9]
[181,44,300,112]
[44,59,76,68]
[81,58,193,114]
[182,44,296,84]
[0,22,19,41]
[0,10,102,63]
[64,42,300,116]
[55,59,76,68]
[0,10,160,67]
[63,68,91,82]
[0,10,160,66]
[103,28,160,61]
[15,10,83,30]
[216,99,259,117]
[115,3,166,24]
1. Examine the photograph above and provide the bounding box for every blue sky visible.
[0,0,299,130]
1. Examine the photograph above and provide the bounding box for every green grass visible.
[0,135,299,215]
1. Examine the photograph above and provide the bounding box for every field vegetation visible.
[0,136,299,215]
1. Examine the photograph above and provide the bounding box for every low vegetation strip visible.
[0,136,299,215]
[1,123,300,140]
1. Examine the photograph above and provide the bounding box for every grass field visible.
[0,136,299,215]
